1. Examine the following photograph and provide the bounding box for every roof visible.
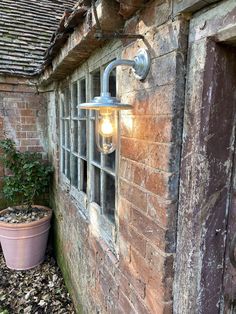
[0,0,77,77]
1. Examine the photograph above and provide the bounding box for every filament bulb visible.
[99,114,114,137]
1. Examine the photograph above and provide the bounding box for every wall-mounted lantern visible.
[78,49,150,154]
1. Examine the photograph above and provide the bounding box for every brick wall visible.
[47,0,188,313]
[0,76,48,208]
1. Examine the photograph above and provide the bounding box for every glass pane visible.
[92,70,100,98]
[72,82,78,117]
[66,120,70,149]
[93,166,101,206]
[61,94,65,117]
[80,159,87,193]
[71,155,78,188]
[91,70,100,118]
[66,151,70,179]
[79,79,87,118]
[104,173,115,222]
[92,120,100,164]
[64,87,70,117]
[109,68,116,97]
[79,120,86,157]
[61,120,65,146]
[62,149,65,175]
[73,120,78,153]
[104,151,116,171]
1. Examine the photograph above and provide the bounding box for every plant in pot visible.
[0,139,53,270]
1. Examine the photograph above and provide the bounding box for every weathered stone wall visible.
[0,76,48,208]
[46,0,189,312]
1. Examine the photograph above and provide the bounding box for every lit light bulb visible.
[95,110,117,154]
[99,114,114,137]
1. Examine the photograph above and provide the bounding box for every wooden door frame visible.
[174,1,236,313]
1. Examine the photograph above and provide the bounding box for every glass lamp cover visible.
[95,110,118,154]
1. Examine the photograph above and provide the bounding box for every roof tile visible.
[0,0,77,76]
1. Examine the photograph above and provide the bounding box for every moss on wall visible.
[52,215,84,314]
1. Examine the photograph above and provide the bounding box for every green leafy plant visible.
[0,139,53,209]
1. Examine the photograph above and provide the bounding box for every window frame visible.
[59,49,120,247]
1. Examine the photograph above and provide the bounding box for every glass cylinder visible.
[95,109,118,154]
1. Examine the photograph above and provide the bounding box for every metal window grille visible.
[89,67,116,223]
[60,87,71,180]
[59,65,117,224]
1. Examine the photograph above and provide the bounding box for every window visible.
[90,68,116,223]
[71,78,87,194]
[60,64,117,230]
[60,87,71,180]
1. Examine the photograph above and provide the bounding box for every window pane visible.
[61,94,65,117]
[92,70,100,98]
[71,155,78,188]
[109,68,116,97]
[79,79,86,118]
[79,120,86,157]
[93,166,101,206]
[66,120,70,149]
[92,120,100,164]
[61,120,65,146]
[62,149,65,175]
[104,173,115,222]
[104,151,116,171]
[91,70,100,117]
[80,159,87,193]
[64,87,70,117]
[66,151,70,179]
[72,82,78,117]
[73,120,78,153]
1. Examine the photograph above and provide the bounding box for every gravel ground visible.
[0,207,48,224]
[0,251,75,314]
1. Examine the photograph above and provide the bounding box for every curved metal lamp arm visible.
[102,49,150,96]
[102,59,135,96]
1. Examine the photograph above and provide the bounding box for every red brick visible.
[119,214,147,258]
[130,248,173,302]
[144,169,173,199]
[119,255,146,299]
[121,137,148,164]
[26,131,39,138]
[98,266,118,298]
[12,85,36,93]
[19,125,36,132]
[120,179,147,212]
[20,139,40,146]
[119,235,131,264]
[146,283,173,314]
[131,116,173,143]
[118,197,132,222]
[27,146,44,152]
[116,269,131,299]
[20,109,35,116]
[146,243,174,277]
[131,207,168,251]
[147,143,172,171]
[119,83,176,116]
[147,194,176,228]
[120,158,146,187]
[129,226,147,258]
[23,117,36,124]
[16,131,27,138]
[130,289,150,314]
[0,84,14,92]
[118,291,136,314]
[16,102,27,109]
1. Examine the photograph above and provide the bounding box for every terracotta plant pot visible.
[0,205,52,270]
